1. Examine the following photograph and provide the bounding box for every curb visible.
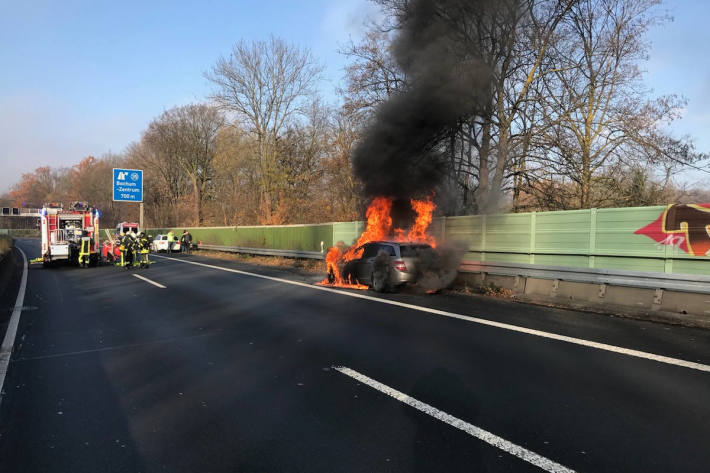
[507,294,710,330]
[0,247,27,404]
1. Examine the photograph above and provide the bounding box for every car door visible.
[356,243,380,284]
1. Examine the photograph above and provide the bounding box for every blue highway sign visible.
[113,168,143,202]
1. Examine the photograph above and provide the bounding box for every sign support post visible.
[112,168,144,228]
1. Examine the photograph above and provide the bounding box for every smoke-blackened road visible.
[1,239,710,472]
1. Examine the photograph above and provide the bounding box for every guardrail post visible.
[653,288,664,307]
[664,241,674,274]
[529,212,536,264]
[481,214,487,262]
[440,216,446,244]
[588,208,597,268]
[598,284,607,298]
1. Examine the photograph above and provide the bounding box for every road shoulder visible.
[0,247,23,341]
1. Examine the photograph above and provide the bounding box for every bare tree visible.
[211,126,261,225]
[270,99,328,222]
[368,0,574,213]
[439,0,575,212]
[363,0,707,213]
[143,104,225,225]
[206,36,323,223]
[338,28,405,119]
[322,107,366,221]
[126,140,189,226]
[532,0,699,208]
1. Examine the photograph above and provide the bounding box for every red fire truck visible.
[39,202,100,267]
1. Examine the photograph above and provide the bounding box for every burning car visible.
[320,196,459,293]
[330,241,436,292]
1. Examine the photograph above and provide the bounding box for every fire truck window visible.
[59,219,81,229]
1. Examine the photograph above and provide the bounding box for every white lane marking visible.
[334,366,575,473]
[154,255,710,373]
[0,248,28,402]
[132,274,166,288]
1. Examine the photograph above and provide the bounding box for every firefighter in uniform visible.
[138,232,151,268]
[130,230,141,268]
[117,232,136,269]
[117,231,133,268]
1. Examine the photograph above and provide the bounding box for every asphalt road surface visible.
[1,238,709,472]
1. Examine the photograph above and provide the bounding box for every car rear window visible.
[362,243,397,258]
[361,244,378,258]
[378,244,396,256]
[399,244,433,257]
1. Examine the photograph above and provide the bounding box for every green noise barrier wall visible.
[149,204,710,277]
[148,224,334,253]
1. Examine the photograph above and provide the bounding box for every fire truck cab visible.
[116,222,139,236]
[39,202,100,267]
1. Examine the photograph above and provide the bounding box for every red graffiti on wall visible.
[635,203,710,256]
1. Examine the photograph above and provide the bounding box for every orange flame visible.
[318,195,437,289]
[347,196,393,261]
[409,196,437,247]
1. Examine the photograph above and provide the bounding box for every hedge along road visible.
[0,240,708,473]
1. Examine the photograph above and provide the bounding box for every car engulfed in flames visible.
[318,196,459,293]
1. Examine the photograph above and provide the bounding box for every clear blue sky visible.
[0,0,707,193]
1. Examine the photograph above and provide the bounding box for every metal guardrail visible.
[197,243,710,294]
[461,260,710,295]
[1,207,40,217]
[198,244,324,260]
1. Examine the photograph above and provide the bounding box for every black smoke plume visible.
[413,244,466,293]
[370,243,466,293]
[353,0,495,200]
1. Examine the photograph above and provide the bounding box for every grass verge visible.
[194,250,325,273]
[0,235,13,260]
[450,281,515,299]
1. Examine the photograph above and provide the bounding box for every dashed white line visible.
[333,366,575,473]
[154,255,710,373]
[132,273,166,288]
[0,248,28,403]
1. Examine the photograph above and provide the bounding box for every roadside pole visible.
[113,168,144,229]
